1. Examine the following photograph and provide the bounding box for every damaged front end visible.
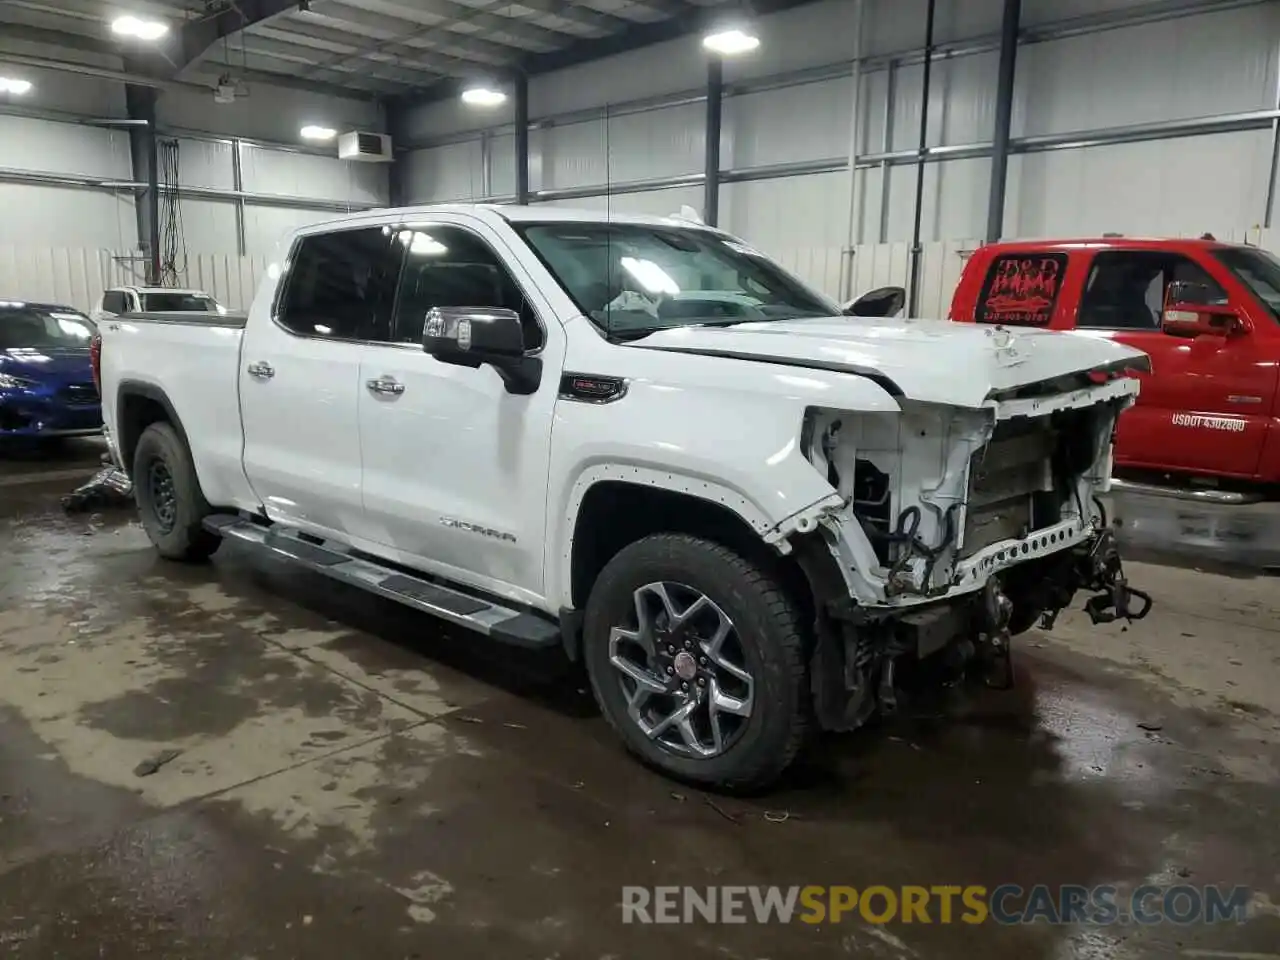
[788,367,1153,732]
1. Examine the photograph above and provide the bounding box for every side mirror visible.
[843,286,906,318]
[422,306,542,395]
[1162,281,1244,338]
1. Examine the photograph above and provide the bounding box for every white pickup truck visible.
[96,205,1152,788]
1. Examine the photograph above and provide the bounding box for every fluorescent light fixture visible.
[0,77,32,95]
[702,27,761,56]
[111,15,169,41]
[300,125,337,141]
[620,256,679,295]
[461,85,507,107]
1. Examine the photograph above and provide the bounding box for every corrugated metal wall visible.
[0,78,390,265]
[398,0,1280,299]
[0,245,269,314]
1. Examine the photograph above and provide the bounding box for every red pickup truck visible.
[946,237,1280,487]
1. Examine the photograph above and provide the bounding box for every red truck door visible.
[1070,248,1275,479]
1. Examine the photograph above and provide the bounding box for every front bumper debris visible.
[808,526,1152,730]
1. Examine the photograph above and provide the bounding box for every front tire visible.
[132,421,220,562]
[582,534,809,790]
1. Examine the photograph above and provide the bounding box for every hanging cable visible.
[157,139,188,287]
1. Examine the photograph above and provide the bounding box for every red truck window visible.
[1078,252,1225,330]
[976,253,1067,326]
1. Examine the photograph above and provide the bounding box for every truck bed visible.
[99,311,251,508]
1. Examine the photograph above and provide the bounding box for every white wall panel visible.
[890,52,999,151]
[0,185,135,249]
[532,103,704,191]
[724,0,1003,84]
[240,143,387,204]
[531,36,705,115]
[177,199,240,255]
[490,133,516,198]
[243,206,338,259]
[722,173,852,296]
[1013,4,1278,137]
[158,82,381,142]
[722,78,853,169]
[402,99,512,143]
[536,186,703,218]
[403,141,486,203]
[0,117,131,179]
[1003,129,1273,239]
[175,137,236,191]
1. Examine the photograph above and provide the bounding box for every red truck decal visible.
[977,254,1065,326]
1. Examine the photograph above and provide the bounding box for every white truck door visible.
[239,226,400,540]
[356,220,564,605]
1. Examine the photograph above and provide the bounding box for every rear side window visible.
[102,291,127,314]
[975,253,1068,326]
[277,227,404,341]
[141,293,217,312]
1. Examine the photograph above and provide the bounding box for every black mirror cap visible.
[421,306,542,395]
[843,285,907,317]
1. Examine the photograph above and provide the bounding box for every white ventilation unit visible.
[338,130,392,162]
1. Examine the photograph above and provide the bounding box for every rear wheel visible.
[132,421,220,561]
[582,534,809,790]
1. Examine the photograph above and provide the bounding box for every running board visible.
[1108,479,1262,505]
[204,515,561,649]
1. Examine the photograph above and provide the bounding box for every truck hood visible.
[0,346,92,384]
[625,317,1150,408]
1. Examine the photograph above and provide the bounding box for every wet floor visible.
[1,445,1279,958]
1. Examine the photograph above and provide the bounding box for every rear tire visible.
[582,533,809,791]
[132,421,220,562]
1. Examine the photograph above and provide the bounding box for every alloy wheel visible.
[608,581,755,758]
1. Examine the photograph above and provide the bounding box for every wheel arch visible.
[115,380,190,475]
[556,472,816,661]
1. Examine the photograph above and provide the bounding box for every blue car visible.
[0,301,102,440]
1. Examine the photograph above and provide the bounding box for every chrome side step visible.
[204,515,562,649]
[1108,479,1263,505]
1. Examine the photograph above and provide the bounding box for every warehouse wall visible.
[396,0,1280,303]
[0,71,389,281]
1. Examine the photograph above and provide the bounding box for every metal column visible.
[704,58,723,227]
[231,138,246,256]
[385,98,409,208]
[1264,27,1280,227]
[986,0,1022,242]
[906,0,937,318]
[514,74,530,204]
[125,85,160,284]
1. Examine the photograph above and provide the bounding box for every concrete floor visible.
[2,442,1279,959]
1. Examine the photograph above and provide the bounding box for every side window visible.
[975,253,1067,325]
[1078,252,1227,330]
[277,227,403,341]
[389,226,542,347]
[102,291,126,314]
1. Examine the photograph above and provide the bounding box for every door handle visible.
[366,376,405,396]
[246,361,275,380]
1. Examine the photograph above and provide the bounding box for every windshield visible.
[141,292,219,312]
[515,222,836,338]
[0,305,95,349]
[1213,247,1280,321]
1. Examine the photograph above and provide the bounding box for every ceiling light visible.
[111,15,170,41]
[0,77,32,95]
[300,125,337,141]
[702,28,761,56]
[461,85,507,107]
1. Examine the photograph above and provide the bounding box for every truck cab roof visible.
[981,236,1243,254]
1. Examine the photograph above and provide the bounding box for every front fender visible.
[542,363,900,608]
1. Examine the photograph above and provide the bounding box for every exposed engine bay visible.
[796,371,1152,732]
